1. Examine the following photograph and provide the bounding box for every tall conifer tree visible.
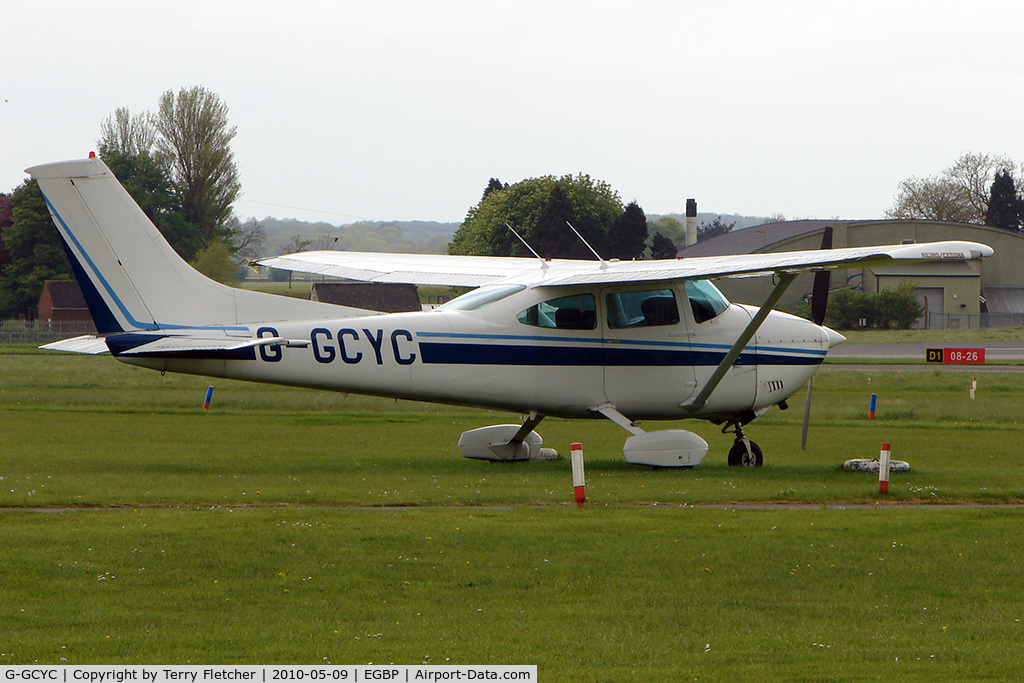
[984,169,1024,231]
[605,201,648,260]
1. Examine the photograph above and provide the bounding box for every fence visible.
[0,320,97,345]
[923,312,1024,330]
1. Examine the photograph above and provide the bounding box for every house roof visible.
[310,282,421,313]
[42,280,89,310]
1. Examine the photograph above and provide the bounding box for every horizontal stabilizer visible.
[107,334,309,358]
[40,335,110,354]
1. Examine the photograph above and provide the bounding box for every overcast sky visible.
[4,1,1024,225]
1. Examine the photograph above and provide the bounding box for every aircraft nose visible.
[823,326,846,348]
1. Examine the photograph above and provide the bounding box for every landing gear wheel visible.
[728,439,763,467]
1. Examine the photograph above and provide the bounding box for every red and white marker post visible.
[878,442,892,495]
[570,442,586,508]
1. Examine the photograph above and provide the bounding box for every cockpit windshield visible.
[436,285,526,311]
[685,280,730,323]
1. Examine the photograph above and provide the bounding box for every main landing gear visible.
[724,420,763,467]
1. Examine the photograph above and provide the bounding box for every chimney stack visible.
[685,198,698,247]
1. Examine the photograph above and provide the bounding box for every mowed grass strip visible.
[3,351,1024,506]
[1,506,1022,681]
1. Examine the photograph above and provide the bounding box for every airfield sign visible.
[926,347,985,364]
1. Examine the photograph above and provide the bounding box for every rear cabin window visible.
[517,294,597,330]
[437,285,526,311]
[685,280,730,323]
[605,289,680,329]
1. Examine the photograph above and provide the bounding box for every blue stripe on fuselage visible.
[415,330,825,367]
[418,341,823,367]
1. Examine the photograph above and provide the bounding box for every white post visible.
[879,442,891,495]
[571,442,586,508]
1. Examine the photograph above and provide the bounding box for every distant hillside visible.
[260,218,458,256]
[647,213,772,230]
[257,212,771,257]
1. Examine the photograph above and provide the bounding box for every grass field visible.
[3,346,1024,679]
[838,327,1024,344]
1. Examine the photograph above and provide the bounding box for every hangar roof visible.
[677,220,851,257]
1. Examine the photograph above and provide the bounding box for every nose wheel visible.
[724,422,763,467]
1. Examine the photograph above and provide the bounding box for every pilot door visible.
[601,285,698,417]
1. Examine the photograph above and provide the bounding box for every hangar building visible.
[676,219,1024,329]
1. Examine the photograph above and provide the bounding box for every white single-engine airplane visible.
[30,157,994,467]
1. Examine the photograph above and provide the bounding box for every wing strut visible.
[682,272,798,413]
[591,403,645,436]
[510,411,545,444]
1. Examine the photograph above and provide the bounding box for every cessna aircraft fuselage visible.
[112,281,839,422]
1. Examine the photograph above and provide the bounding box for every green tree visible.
[98,107,156,157]
[875,281,923,329]
[984,169,1024,231]
[887,152,1020,224]
[190,240,238,285]
[824,283,921,330]
[647,216,684,251]
[481,178,506,201]
[0,193,12,277]
[449,173,623,257]
[154,86,241,247]
[228,217,267,263]
[886,176,975,222]
[697,216,735,242]
[822,288,871,329]
[532,183,586,259]
[605,201,648,260]
[649,232,678,259]
[0,181,73,318]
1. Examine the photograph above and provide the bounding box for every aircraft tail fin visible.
[27,156,362,334]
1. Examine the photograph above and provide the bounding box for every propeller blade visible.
[810,226,833,325]
[803,226,833,449]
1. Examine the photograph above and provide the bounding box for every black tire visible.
[728,440,763,467]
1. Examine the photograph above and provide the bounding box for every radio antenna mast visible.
[506,223,547,267]
[566,221,608,266]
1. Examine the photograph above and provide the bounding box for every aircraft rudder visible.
[29,156,372,332]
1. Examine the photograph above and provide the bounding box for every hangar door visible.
[916,287,944,330]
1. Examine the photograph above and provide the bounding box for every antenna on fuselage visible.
[566,221,608,266]
[506,223,548,268]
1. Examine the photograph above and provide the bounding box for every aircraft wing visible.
[258,251,546,287]
[258,241,993,287]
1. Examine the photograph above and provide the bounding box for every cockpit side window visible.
[517,294,597,330]
[685,279,730,323]
[605,289,680,329]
